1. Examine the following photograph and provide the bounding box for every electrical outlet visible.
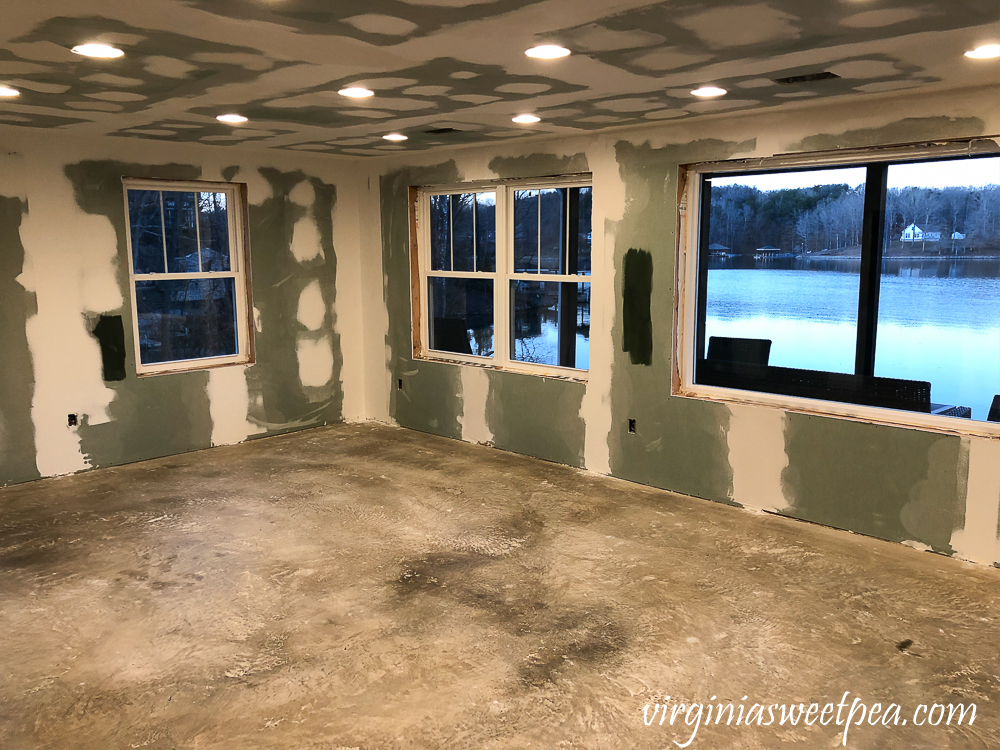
[628,418,636,434]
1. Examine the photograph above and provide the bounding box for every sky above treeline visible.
[710,156,1000,192]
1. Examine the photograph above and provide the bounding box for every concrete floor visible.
[0,423,996,750]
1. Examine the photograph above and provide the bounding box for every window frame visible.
[121,177,255,377]
[412,173,593,380]
[674,140,1000,436]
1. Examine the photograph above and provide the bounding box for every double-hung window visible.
[676,144,1000,429]
[414,176,593,376]
[122,179,253,375]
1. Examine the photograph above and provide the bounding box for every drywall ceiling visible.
[0,0,996,156]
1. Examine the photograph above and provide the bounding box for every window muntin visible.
[416,177,592,376]
[684,151,999,428]
[123,179,252,375]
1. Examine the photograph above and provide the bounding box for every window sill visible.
[414,352,589,383]
[674,382,1000,438]
[136,356,253,377]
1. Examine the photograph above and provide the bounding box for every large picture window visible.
[678,147,999,428]
[414,177,592,376]
[122,179,253,375]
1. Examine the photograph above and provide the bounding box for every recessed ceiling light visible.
[0,86,20,97]
[965,44,1000,59]
[71,43,125,59]
[217,114,248,124]
[339,87,374,98]
[525,44,570,59]
[512,114,541,124]
[691,86,727,98]
[383,133,408,141]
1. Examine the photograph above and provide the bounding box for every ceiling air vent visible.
[424,127,459,135]
[772,71,841,85]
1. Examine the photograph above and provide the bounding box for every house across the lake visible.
[901,222,942,242]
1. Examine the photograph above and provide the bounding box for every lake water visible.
[705,257,1000,421]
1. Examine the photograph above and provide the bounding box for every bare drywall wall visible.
[369,84,1000,564]
[0,195,39,486]
[0,129,365,480]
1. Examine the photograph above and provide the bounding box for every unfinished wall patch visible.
[486,370,586,468]
[608,138,752,504]
[460,365,493,445]
[950,437,1000,566]
[0,196,40,486]
[785,116,985,153]
[380,162,464,439]
[207,366,261,447]
[297,335,336,389]
[621,248,652,366]
[782,413,965,551]
[488,152,590,180]
[296,280,326,331]
[726,404,788,512]
[247,168,344,434]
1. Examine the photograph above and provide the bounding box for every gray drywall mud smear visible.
[246,168,344,435]
[481,151,591,466]
[782,413,966,553]
[488,153,589,180]
[380,163,464,440]
[64,160,217,469]
[486,371,586,468]
[609,140,753,504]
[0,196,40,486]
[786,116,985,153]
[621,248,653,366]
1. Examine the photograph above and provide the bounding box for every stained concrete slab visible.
[0,423,996,750]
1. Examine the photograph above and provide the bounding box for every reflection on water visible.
[705,258,1000,420]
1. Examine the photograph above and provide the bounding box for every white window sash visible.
[416,179,592,379]
[122,178,252,376]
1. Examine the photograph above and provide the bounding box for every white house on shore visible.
[901,223,942,242]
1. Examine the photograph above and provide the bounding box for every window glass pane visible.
[135,278,238,365]
[475,192,496,272]
[702,167,867,373]
[513,189,539,273]
[127,189,164,274]
[451,193,475,272]
[875,156,1000,421]
[510,280,590,370]
[427,277,494,357]
[539,188,564,274]
[574,186,592,275]
[430,194,451,271]
[198,192,231,272]
[162,191,200,273]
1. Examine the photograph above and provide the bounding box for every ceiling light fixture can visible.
[71,43,125,59]
[691,86,727,98]
[512,114,541,124]
[383,133,408,141]
[339,87,375,98]
[0,86,20,97]
[525,44,570,59]
[965,44,1000,59]
[217,114,248,124]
